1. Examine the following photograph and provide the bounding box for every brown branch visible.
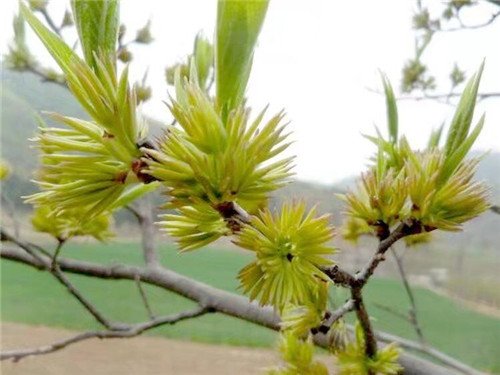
[355,220,422,286]
[137,195,160,267]
[390,247,427,345]
[135,274,156,320]
[39,9,62,37]
[0,243,472,375]
[1,230,128,331]
[490,205,500,215]
[439,10,500,32]
[352,287,377,365]
[0,306,209,362]
[398,91,500,101]
[373,302,411,322]
[375,330,485,375]
[316,299,355,334]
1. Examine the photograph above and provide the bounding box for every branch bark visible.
[0,306,209,362]
[0,244,471,375]
[390,247,427,345]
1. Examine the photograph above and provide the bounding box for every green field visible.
[1,242,499,373]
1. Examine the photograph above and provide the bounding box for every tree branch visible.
[439,10,500,32]
[135,274,156,320]
[375,330,485,375]
[0,243,473,375]
[137,195,160,267]
[390,247,427,345]
[39,9,62,37]
[1,230,128,331]
[316,299,355,334]
[0,306,210,362]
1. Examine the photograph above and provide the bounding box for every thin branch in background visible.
[366,86,500,105]
[51,239,66,270]
[397,91,500,102]
[390,247,427,345]
[0,193,20,239]
[372,302,411,322]
[135,274,156,320]
[124,204,143,222]
[441,10,500,32]
[0,306,210,362]
[39,8,62,37]
[375,330,485,375]
[490,205,500,215]
[316,299,355,334]
[0,235,477,375]
[0,230,128,331]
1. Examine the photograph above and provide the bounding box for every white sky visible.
[1,0,499,184]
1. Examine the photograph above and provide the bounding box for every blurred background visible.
[1,0,499,374]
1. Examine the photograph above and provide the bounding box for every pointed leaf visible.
[71,0,120,69]
[381,73,398,143]
[21,3,82,75]
[216,0,269,116]
[444,62,484,157]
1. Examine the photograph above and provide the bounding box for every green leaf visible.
[441,114,485,183]
[426,123,444,150]
[21,3,82,75]
[111,181,161,209]
[444,62,484,158]
[216,0,269,117]
[71,0,120,69]
[381,73,398,143]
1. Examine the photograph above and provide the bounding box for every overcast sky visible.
[1,0,499,184]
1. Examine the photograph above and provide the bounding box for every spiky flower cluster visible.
[341,167,408,228]
[145,72,293,250]
[280,282,328,337]
[19,4,152,221]
[341,67,489,238]
[31,205,113,242]
[406,151,489,231]
[267,333,329,375]
[234,202,334,309]
[336,325,402,375]
[25,57,145,219]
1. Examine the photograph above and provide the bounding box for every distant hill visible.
[1,68,499,250]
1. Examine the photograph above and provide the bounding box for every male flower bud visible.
[235,202,335,309]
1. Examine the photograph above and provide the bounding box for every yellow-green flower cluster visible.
[19,5,151,220]
[406,151,489,231]
[280,282,328,337]
[31,205,113,242]
[144,73,293,250]
[342,66,489,235]
[267,333,329,375]
[235,202,334,309]
[340,217,373,243]
[336,325,402,375]
[341,167,408,228]
[25,57,145,219]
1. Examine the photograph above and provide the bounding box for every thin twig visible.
[0,237,478,375]
[0,306,210,362]
[390,247,427,345]
[372,302,411,322]
[1,230,128,331]
[39,9,62,37]
[439,10,500,32]
[0,193,20,239]
[135,274,156,320]
[316,299,355,334]
[51,239,66,270]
